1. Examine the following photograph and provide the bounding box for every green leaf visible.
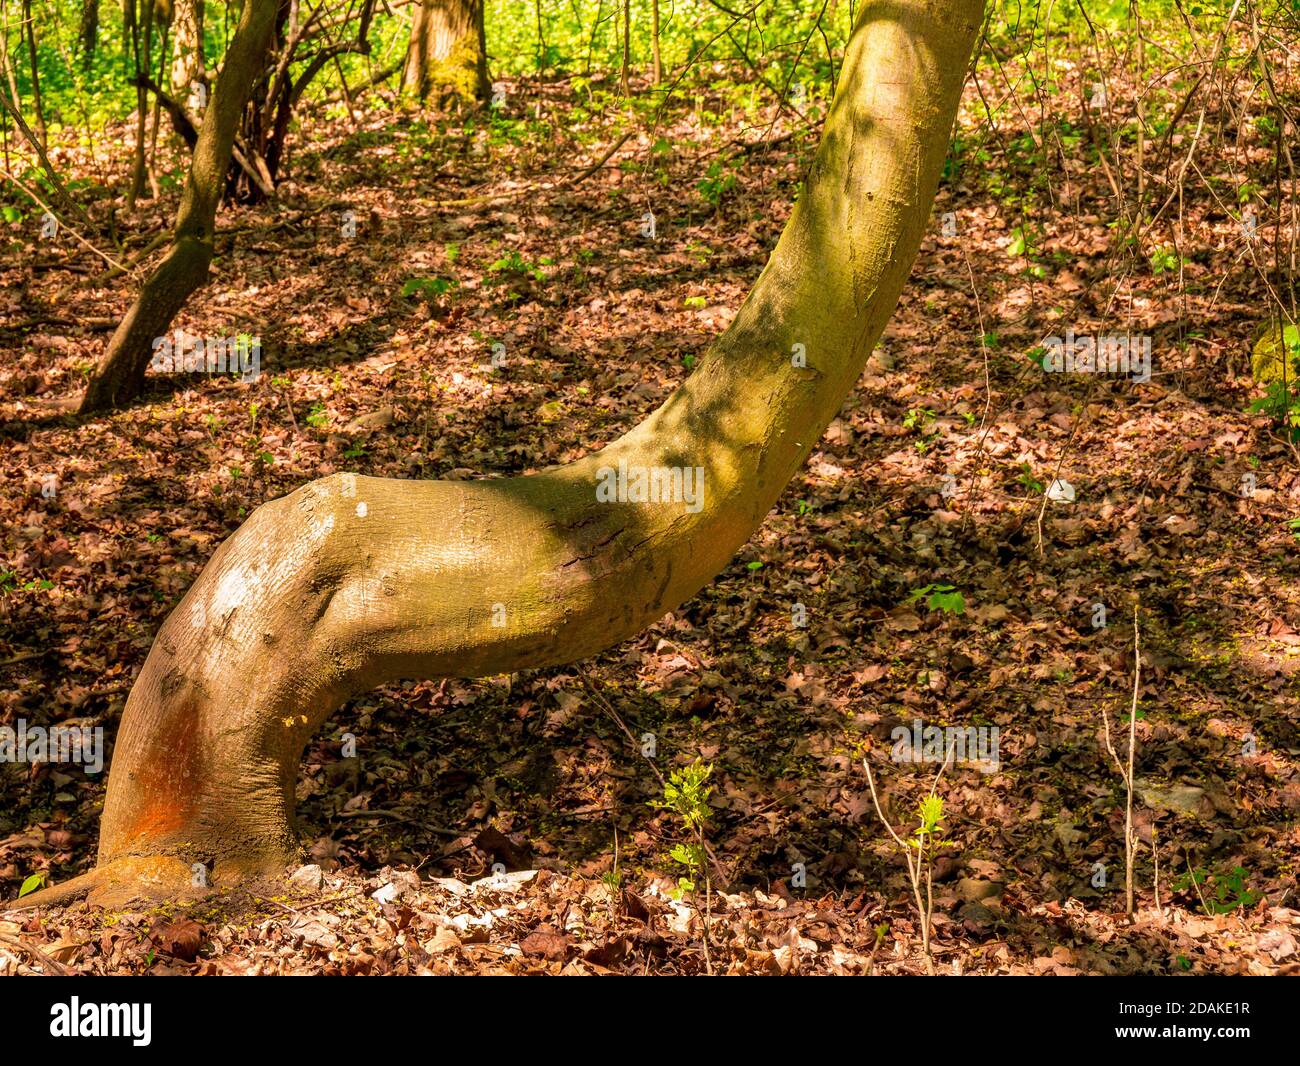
[19,871,46,897]
[402,275,457,300]
[916,794,944,834]
[928,588,965,614]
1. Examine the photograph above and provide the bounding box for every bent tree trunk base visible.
[17,0,986,910]
[78,238,214,412]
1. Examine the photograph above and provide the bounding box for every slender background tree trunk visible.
[651,0,661,85]
[78,0,100,70]
[126,0,153,208]
[534,0,546,71]
[79,0,280,413]
[21,0,45,150]
[620,0,631,94]
[170,0,204,93]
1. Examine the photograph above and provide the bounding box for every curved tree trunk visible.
[402,0,488,103]
[28,0,985,908]
[79,0,279,414]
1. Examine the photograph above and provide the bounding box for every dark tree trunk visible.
[78,0,101,70]
[22,0,46,150]
[126,0,155,208]
[620,0,631,95]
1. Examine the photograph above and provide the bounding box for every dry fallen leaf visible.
[150,918,204,962]
[520,927,570,961]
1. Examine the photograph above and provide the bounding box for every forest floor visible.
[2,62,1299,975]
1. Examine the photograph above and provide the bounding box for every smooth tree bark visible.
[78,0,279,413]
[24,0,986,908]
[401,0,488,103]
